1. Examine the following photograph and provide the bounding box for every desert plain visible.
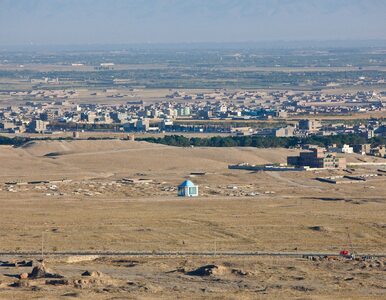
[0,139,385,299]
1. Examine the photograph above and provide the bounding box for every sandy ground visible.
[0,255,385,300]
[0,140,385,299]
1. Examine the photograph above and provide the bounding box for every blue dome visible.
[178,180,196,187]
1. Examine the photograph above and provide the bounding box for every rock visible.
[19,273,29,279]
[0,261,16,267]
[292,285,314,292]
[165,267,185,274]
[81,270,103,277]
[293,276,305,281]
[29,262,63,279]
[10,280,30,288]
[112,259,139,267]
[308,226,326,232]
[62,292,81,298]
[73,275,115,289]
[46,279,70,285]
[17,260,33,267]
[73,279,88,289]
[29,263,47,279]
[186,264,229,276]
[231,269,249,276]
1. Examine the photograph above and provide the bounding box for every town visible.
[1,89,385,138]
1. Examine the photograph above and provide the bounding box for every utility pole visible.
[41,232,44,260]
[346,227,355,257]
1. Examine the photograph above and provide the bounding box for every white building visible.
[177,180,198,197]
[341,144,354,154]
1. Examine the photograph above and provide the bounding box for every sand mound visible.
[21,140,164,157]
[44,151,73,157]
[81,270,103,277]
[187,264,229,276]
[186,264,250,277]
[28,262,63,279]
[74,270,116,289]
[45,279,70,285]
[20,141,37,149]
[2,139,300,182]
[9,280,30,288]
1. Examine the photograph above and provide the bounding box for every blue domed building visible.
[177,180,198,197]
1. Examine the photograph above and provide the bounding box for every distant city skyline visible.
[0,0,386,46]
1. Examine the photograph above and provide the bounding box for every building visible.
[27,120,49,133]
[275,126,295,137]
[0,121,16,132]
[287,147,346,169]
[370,145,386,158]
[159,119,173,131]
[81,112,97,123]
[330,144,354,154]
[40,111,55,121]
[340,144,354,154]
[177,180,198,197]
[276,110,288,118]
[375,125,386,137]
[298,119,321,133]
[136,118,150,131]
[353,144,371,155]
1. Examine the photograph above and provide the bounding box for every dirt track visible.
[1,251,386,258]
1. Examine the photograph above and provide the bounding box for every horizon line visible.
[1,39,386,52]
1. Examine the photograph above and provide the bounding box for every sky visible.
[0,0,385,46]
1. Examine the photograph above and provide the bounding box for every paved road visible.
[0,251,385,258]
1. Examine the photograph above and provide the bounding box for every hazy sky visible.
[0,0,385,45]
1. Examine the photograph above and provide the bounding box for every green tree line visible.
[138,134,385,148]
[1,134,384,149]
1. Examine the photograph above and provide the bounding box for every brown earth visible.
[0,140,385,299]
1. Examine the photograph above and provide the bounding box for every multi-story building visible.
[298,119,321,133]
[353,144,372,155]
[275,126,295,137]
[287,147,346,169]
[371,145,386,158]
[136,118,150,131]
[27,119,49,133]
